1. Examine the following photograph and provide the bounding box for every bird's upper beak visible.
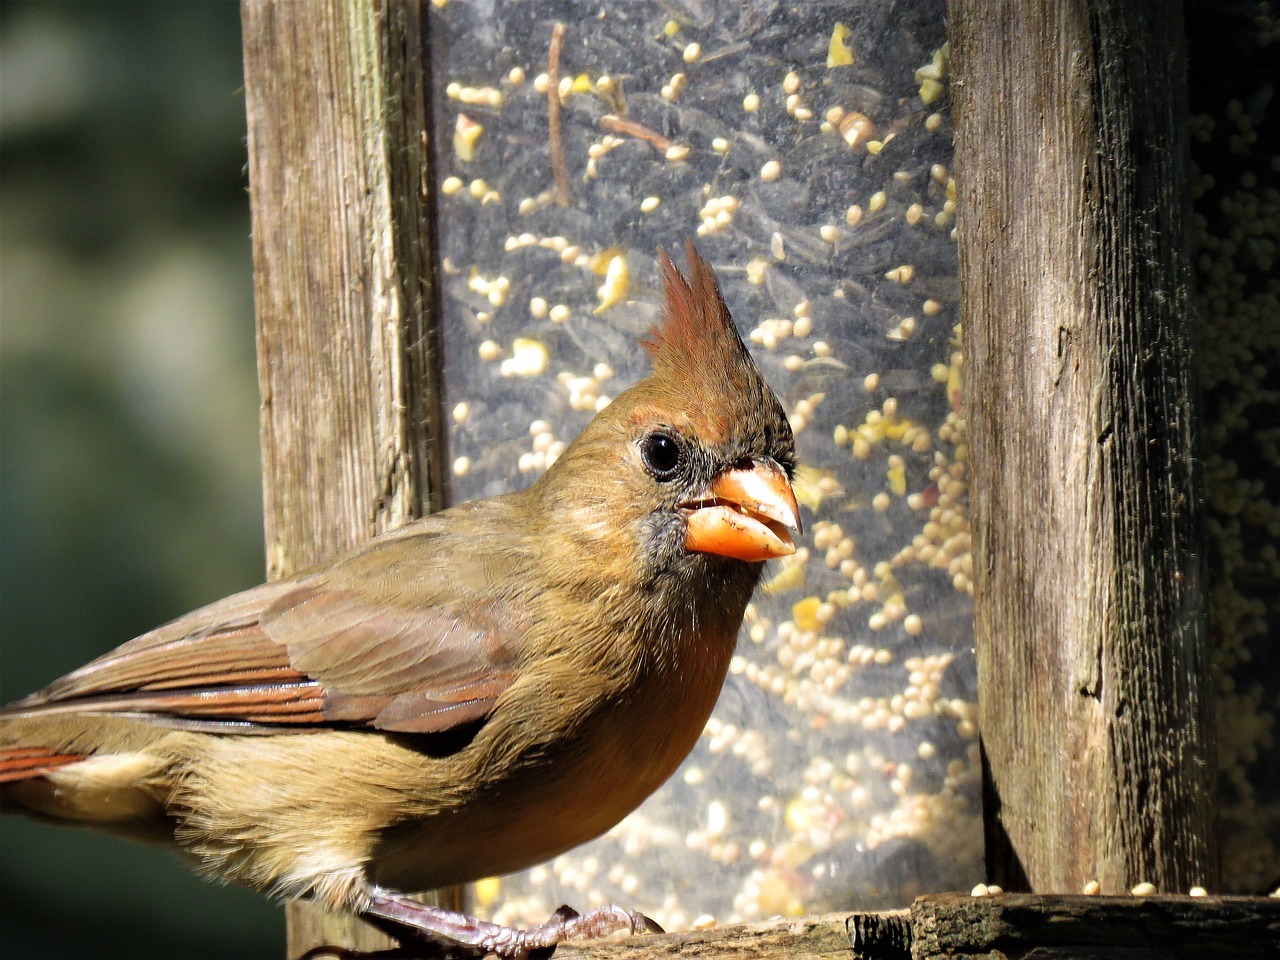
[682,458,802,562]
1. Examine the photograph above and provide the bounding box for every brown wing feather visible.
[3,500,536,735]
[0,747,88,783]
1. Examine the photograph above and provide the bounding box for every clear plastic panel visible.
[431,0,980,926]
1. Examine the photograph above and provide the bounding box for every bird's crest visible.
[644,241,756,385]
[636,241,775,446]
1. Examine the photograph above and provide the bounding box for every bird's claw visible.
[505,903,662,955]
[363,891,661,959]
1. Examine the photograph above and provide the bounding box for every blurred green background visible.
[1,1,280,955]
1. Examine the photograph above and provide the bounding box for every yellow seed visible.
[663,19,680,37]
[593,254,629,313]
[743,93,760,112]
[845,204,864,227]
[783,71,801,94]
[761,160,782,182]
[441,176,463,196]
[888,464,907,496]
[916,44,948,83]
[507,66,526,85]
[819,224,839,243]
[864,373,880,392]
[712,137,729,153]
[665,144,690,161]
[792,597,822,632]
[683,42,701,64]
[762,560,806,594]
[501,339,548,376]
[869,191,887,213]
[640,196,661,213]
[827,23,855,67]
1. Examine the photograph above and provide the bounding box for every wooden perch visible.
[554,895,1279,959]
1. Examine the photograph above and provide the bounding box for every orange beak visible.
[682,458,802,562]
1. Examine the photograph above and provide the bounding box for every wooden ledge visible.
[558,893,1279,959]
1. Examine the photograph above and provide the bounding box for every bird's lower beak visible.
[682,458,802,562]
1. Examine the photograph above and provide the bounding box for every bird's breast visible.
[370,619,739,891]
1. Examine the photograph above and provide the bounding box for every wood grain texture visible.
[554,913,873,960]
[550,895,1280,959]
[948,1,1216,894]
[240,0,448,953]
[910,892,1280,959]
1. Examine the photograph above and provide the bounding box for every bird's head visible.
[533,242,801,587]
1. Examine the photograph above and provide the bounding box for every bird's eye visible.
[639,431,683,480]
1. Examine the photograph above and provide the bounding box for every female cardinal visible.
[0,242,800,957]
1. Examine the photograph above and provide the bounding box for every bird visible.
[0,241,801,958]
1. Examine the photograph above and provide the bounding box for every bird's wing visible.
[3,509,532,736]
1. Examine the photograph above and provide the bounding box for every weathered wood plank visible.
[240,0,446,954]
[555,894,1280,959]
[910,893,1280,959]
[555,912,888,960]
[948,0,1216,893]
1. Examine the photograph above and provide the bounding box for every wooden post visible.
[948,1,1218,894]
[240,0,451,953]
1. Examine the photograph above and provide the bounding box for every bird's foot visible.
[363,891,662,958]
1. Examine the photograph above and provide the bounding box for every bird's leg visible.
[362,890,661,959]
